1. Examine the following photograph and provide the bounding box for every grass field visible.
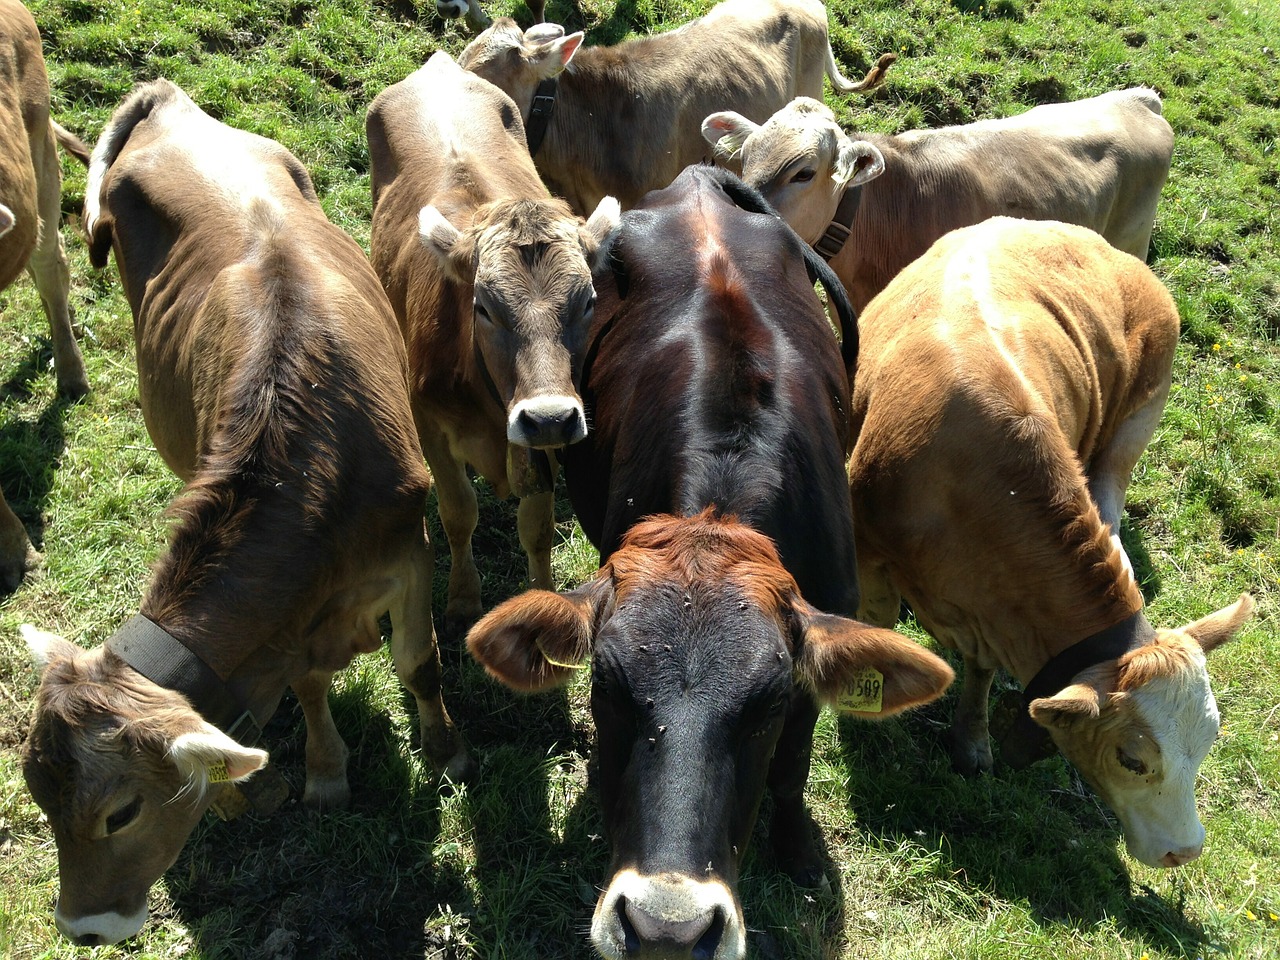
[1,0,1277,957]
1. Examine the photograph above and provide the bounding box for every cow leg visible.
[0,483,40,592]
[1086,387,1169,574]
[28,122,89,399]
[947,657,995,776]
[418,425,482,628]
[855,554,901,627]
[767,693,825,886]
[389,532,475,782]
[292,669,351,809]
[517,489,555,590]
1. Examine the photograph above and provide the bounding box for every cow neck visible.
[524,77,559,156]
[814,184,865,261]
[104,614,265,745]
[998,609,1154,769]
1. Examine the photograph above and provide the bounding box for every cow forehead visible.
[459,21,524,70]
[745,118,840,183]
[1123,664,1219,764]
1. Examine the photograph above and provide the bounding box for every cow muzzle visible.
[434,0,469,19]
[591,869,745,960]
[54,900,148,946]
[507,394,587,449]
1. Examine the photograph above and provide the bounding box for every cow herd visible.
[1,0,1255,954]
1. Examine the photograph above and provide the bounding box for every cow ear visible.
[833,139,885,188]
[793,602,954,717]
[701,111,759,160]
[418,205,472,283]
[1028,683,1102,732]
[467,575,614,692]
[20,624,83,674]
[169,723,269,791]
[525,30,582,77]
[1179,593,1254,654]
[581,195,621,270]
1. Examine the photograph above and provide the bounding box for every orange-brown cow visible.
[22,79,470,946]
[368,51,617,627]
[849,217,1253,868]
[1,0,91,588]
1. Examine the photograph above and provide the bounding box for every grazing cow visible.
[703,88,1175,310]
[459,0,893,215]
[1,0,92,588]
[368,52,618,627]
[21,79,472,946]
[848,217,1253,868]
[468,166,954,960]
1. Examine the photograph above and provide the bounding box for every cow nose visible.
[507,397,587,448]
[72,934,105,947]
[1160,844,1203,868]
[618,895,726,959]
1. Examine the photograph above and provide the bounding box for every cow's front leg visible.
[292,669,350,809]
[390,532,475,782]
[855,555,901,628]
[517,489,556,590]
[418,425,482,630]
[767,693,825,887]
[947,656,995,776]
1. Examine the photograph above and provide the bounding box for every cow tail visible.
[827,50,897,95]
[51,121,90,167]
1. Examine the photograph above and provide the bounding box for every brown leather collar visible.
[525,77,559,156]
[813,184,864,261]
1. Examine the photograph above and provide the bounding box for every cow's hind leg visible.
[767,693,826,887]
[856,554,901,627]
[947,656,995,776]
[28,122,88,399]
[517,489,555,591]
[293,669,351,809]
[389,532,475,782]
[418,425,482,629]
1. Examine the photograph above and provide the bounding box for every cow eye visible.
[1116,748,1147,776]
[105,796,142,835]
[791,168,816,184]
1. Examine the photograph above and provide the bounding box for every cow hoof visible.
[0,543,41,593]
[443,600,482,638]
[302,775,352,811]
[770,814,826,888]
[947,734,994,777]
[57,371,91,401]
[437,746,478,786]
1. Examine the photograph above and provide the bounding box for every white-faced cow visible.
[458,0,893,215]
[703,88,1175,311]
[1,0,92,588]
[467,166,954,960]
[21,79,473,946]
[849,217,1253,868]
[368,51,618,627]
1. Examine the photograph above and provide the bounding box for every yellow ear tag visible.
[837,667,884,713]
[206,760,231,784]
[536,636,584,671]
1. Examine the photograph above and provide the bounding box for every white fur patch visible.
[54,901,148,946]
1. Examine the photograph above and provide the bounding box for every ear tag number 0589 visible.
[838,667,883,713]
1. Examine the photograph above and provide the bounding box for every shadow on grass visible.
[837,702,1211,957]
[0,344,75,550]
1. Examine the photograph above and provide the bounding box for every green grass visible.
[1,0,1278,956]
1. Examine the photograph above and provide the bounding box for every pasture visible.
[0,0,1277,956]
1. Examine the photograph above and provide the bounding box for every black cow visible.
[467,166,953,960]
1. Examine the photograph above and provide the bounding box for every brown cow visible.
[703,88,1174,310]
[849,217,1253,868]
[1,0,92,588]
[459,0,891,215]
[368,51,618,626]
[21,79,471,946]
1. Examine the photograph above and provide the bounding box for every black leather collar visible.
[105,614,264,745]
[998,610,1154,769]
[525,77,559,156]
[813,184,864,261]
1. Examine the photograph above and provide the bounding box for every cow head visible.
[419,194,619,448]
[20,626,267,945]
[468,511,954,959]
[1029,594,1253,868]
[459,18,584,122]
[702,98,885,246]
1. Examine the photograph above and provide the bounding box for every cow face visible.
[468,512,954,959]
[1030,595,1253,868]
[20,627,266,945]
[458,18,584,120]
[702,98,884,245]
[419,195,619,448]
